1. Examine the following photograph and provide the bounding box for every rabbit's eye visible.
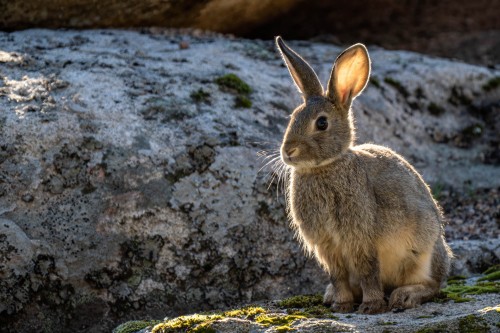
[316,116,328,131]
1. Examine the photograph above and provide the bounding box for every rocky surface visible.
[0,29,499,332]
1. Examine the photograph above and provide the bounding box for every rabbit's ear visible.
[276,36,324,99]
[326,44,370,109]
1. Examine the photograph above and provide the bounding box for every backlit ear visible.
[276,36,324,99]
[326,44,370,109]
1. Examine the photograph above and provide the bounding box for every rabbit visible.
[275,36,452,314]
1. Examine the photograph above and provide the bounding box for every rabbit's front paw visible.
[331,301,355,313]
[357,299,387,314]
[323,283,335,305]
[389,287,421,310]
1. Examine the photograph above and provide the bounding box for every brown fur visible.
[275,37,452,314]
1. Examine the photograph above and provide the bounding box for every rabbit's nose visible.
[286,147,299,158]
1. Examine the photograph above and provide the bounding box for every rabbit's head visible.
[276,37,370,170]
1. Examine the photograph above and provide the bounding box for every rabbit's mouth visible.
[281,154,297,167]
[281,155,327,169]
[282,152,341,170]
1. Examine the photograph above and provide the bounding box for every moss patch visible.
[482,76,500,92]
[370,77,381,88]
[234,95,252,108]
[215,73,253,109]
[458,314,489,333]
[461,123,483,139]
[384,77,409,98]
[190,89,211,104]
[438,282,500,303]
[431,183,445,201]
[151,306,278,333]
[223,306,266,318]
[428,102,445,116]
[152,314,223,333]
[448,86,472,106]
[215,74,251,95]
[447,275,467,285]
[437,267,500,303]
[479,265,500,282]
[277,294,323,308]
[255,313,306,332]
[414,324,448,333]
[114,320,162,333]
[278,294,338,319]
[415,87,426,99]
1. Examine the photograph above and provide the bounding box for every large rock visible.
[0,29,499,332]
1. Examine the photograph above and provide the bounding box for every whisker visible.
[258,152,280,163]
[277,163,288,199]
[258,156,281,173]
[269,158,285,193]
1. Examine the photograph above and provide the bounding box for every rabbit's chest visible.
[290,171,367,243]
[289,175,355,241]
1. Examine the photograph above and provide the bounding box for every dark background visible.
[2,0,499,66]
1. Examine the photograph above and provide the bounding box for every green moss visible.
[215,73,252,109]
[447,275,467,284]
[255,313,306,331]
[190,322,216,333]
[114,320,162,333]
[415,87,426,99]
[370,77,381,88]
[151,307,269,333]
[414,325,447,333]
[479,271,500,282]
[278,294,323,308]
[234,95,252,108]
[190,89,211,103]
[223,306,266,318]
[428,102,445,116]
[379,321,396,325]
[215,74,251,95]
[482,265,500,276]
[482,76,500,92]
[461,124,483,139]
[303,305,338,318]
[479,265,500,281]
[141,97,193,121]
[448,86,471,106]
[439,281,500,303]
[384,77,409,97]
[278,295,337,319]
[431,183,445,201]
[458,315,489,333]
[152,314,223,333]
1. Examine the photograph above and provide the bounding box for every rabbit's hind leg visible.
[388,283,439,310]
